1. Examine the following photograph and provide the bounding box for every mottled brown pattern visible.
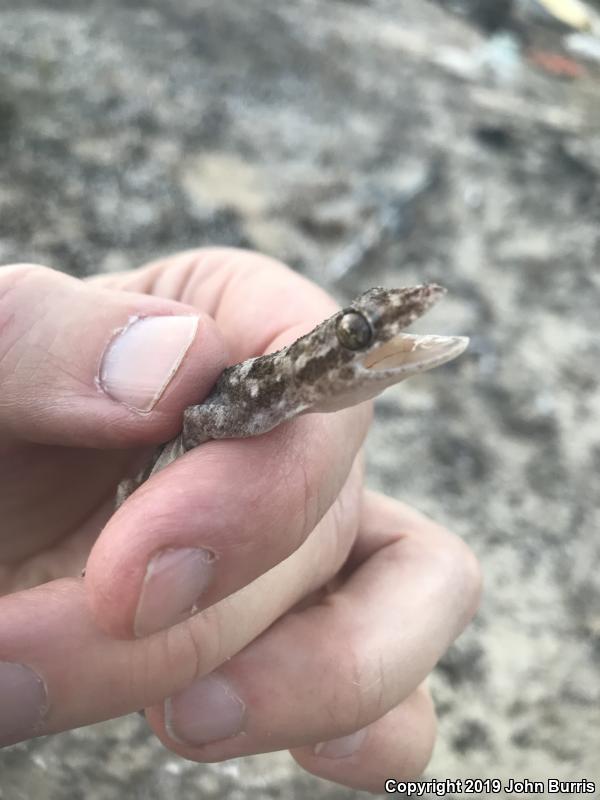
[216,359,288,409]
[117,284,464,503]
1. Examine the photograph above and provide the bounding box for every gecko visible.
[116,284,468,505]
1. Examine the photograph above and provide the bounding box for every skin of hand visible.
[0,248,481,792]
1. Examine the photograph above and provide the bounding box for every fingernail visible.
[165,673,245,747]
[134,547,216,638]
[0,662,48,746]
[100,315,198,412]
[314,728,367,759]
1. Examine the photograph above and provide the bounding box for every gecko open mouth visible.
[362,333,469,373]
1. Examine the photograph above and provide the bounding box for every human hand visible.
[0,249,480,792]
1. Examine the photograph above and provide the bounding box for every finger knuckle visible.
[0,263,66,309]
[0,263,67,347]
[0,262,50,285]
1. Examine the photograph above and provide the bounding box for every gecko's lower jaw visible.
[362,333,470,374]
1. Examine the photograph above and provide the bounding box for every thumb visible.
[0,263,227,448]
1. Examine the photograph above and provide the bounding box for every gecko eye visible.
[336,311,373,350]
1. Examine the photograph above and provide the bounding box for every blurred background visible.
[1,0,599,797]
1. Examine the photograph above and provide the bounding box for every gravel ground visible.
[1,1,599,797]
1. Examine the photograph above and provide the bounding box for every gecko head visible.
[310,284,469,411]
[340,283,468,367]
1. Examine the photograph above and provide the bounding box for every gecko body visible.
[117,284,468,505]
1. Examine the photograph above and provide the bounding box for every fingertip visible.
[99,314,201,414]
[290,689,437,793]
[99,307,228,444]
[0,262,228,448]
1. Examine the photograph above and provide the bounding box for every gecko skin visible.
[117,284,468,505]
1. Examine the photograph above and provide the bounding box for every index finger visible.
[87,248,339,361]
[86,249,372,639]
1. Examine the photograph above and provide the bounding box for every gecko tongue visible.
[363,333,469,373]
